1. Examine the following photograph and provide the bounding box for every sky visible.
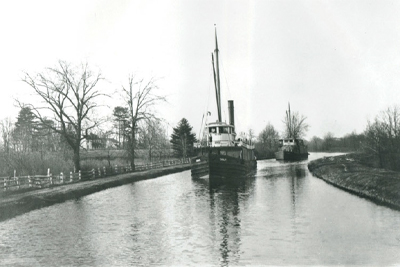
[1,0,400,140]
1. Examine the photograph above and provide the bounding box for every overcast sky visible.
[1,0,400,140]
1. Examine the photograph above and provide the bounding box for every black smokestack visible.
[228,100,235,127]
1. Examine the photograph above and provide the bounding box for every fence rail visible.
[0,159,190,192]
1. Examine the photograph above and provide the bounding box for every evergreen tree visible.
[170,118,196,159]
[112,106,129,148]
[14,107,37,151]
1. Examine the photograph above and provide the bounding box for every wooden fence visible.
[0,159,190,192]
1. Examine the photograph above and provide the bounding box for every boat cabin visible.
[203,121,255,150]
[278,138,305,147]
[206,121,236,147]
[195,121,255,161]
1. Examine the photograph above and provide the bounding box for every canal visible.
[1,153,400,266]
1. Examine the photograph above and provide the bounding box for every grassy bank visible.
[0,164,190,222]
[308,153,400,210]
[0,149,178,176]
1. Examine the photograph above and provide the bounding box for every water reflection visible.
[288,164,306,209]
[259,161,307,213]
[193,176,255,265]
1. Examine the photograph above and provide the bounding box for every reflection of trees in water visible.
[192,176,255,266]
[286,164,307,238]
[286,164,306,210]
[261,162,307,220]
[287,164,306,198]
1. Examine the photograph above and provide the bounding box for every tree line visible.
[2,60,398,173]
[0,61,198,176]
[255,104,400,172]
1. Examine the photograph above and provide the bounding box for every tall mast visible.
[212,53,220,121]
[214,27,222,122]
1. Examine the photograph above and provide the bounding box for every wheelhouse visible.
[278,138,305,147]
[206,121,236,147]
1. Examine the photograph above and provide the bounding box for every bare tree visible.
[380,106,400,149]
[364,119,386,168]
[21,61,105,171]
[258,123,279,150]
[256,123,279,158]
[364,105,400,169]
[309,136,323,151]
[283,103,309,139]
[0,117,14,153]
[323,132,335,151]
[140,119,166,162]
[120,75,166,169]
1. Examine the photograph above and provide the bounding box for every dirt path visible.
[308,154,400,210]
[0,164,191,222]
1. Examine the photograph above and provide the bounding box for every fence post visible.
[98,168,101,177]
[79,170,81,181]
[60,172,64,184]
[70,171,73,182]
[14,170,20,190]
[28,175,32,188]
[48,168,52,185]
[115,165,118,174]
[92,169,95,179]
[103,166,106,176]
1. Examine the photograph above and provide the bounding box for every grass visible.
[0,149,178,177]
[308,153,400,210]
[0,151,74,176]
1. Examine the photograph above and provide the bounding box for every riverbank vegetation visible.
[307,105,400,208]
[308,153,400,210]
[308,105,400,172]
[254,104,400,172]
[0,61,198,177]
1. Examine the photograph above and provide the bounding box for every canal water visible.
[1,153,400,266]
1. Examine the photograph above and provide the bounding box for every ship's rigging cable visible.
[220,52,234,125]
[198,71,213,142]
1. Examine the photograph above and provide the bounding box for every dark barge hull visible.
[275,150,309,161]
[191,154,257,179]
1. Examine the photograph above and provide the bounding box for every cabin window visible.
[218,127,229,134]
[209,127,216,134]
